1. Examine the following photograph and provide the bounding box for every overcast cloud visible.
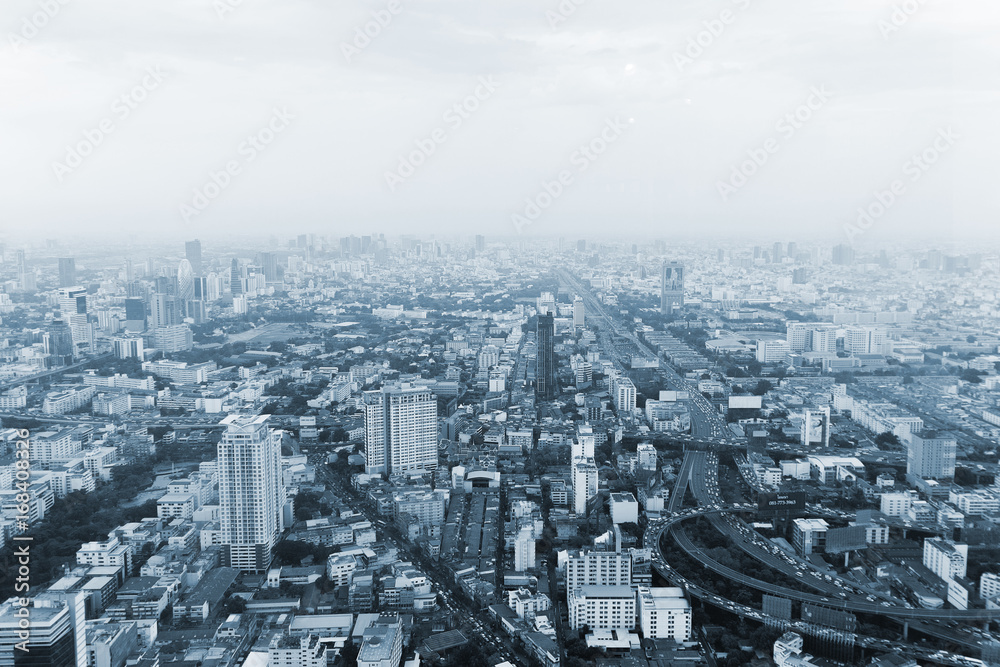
[1,0,998,241]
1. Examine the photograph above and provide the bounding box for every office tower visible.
[772,241,784,263]
[907,432,957,480]
[16,249,36,291]
[363,385,439,476]
[0,592,87,667]
[149,293,179,329]
[475,234,485,253]
[230,259,244,295]
[123,297,146,333]
[258,252,279,282]
[58,287,93,351]
[177,259,194,302]
[217,414,286,571]
[660,261,684,316]
[185,239,203,274]
[787,241,798,259]
[637,587,692,641]
[831,244,855,265]
[565,550,632,593]
[47,318,75,364]
[792,267,809,284]
[573,296,585,329]
[58,257,76,287]
[536,313,556,400]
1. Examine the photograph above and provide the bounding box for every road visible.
[310,459,526,665]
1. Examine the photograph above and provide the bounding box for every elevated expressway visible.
[648,451,1000,661]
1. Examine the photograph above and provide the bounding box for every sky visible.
[1,0,998,242]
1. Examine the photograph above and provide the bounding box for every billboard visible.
[729,395,763,410]
[757,491,806,514]
[801,604,857,633]
[825,525,868,554]
[762,595,792,621]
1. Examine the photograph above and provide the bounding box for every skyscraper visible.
[58,257,76,287]
[573,296,585,329]
[0,591,87,667]
[230,259,244,295]
[185,239,203,275]
[536,313,556,400]
[177,260,195,317]
[660,261,684,316]
[217,414,286,572]
[907,432,957,481]
[363,385,439,477]
[475,234,485,253]
[258,252,279,282]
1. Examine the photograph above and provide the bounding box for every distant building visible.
[660,261,684,316]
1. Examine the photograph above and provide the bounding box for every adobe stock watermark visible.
[843,127,958,243]
[384,76,500,192]
[179,108,294,223]
[214,0,244,19]
[546,0,588,30]
[673,0,754,72]
[878,0,927,40]
[511,117,632,234]
[716,85,831,202]
[51,65,169,183]
[8,0,71,52]
[341,0,409,63]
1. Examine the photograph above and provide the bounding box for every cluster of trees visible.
[0,462,158,595]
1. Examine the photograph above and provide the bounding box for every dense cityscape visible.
[0,236,999,667]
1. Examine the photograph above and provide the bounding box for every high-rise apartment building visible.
[660,261,684,316]
[907,432,957,481]
[536,313,556,400]
[363,385,438,476]
[217,414,286,571]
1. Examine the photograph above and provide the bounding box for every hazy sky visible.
[2,0,998,241]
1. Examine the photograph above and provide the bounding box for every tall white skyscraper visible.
[218,414,286,571]
[364,385,439,476]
